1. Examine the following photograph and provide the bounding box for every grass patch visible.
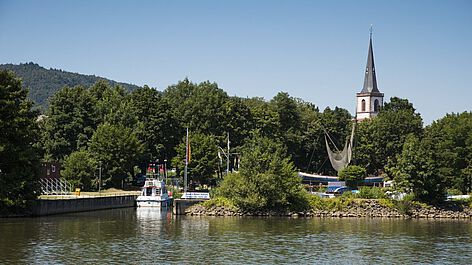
[356,186,388,199]
[378,198,395,209]
[308,194,354,211]
[201,197,237,211]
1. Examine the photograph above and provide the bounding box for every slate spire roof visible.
[361,32,380,93]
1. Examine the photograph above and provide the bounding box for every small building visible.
[41,161,61,179]
[299,172,384,187]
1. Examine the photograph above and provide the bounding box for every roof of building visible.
[360,33,380,93]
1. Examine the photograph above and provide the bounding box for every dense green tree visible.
[89,123,144,188]
[269,92,303,167]
[172,133,219,185]
[215,132,309,212]
[43,85,98,160]
[223,96,253,148]
[297,101,324,173]
[129,86,180,162]
[319,106,353,174]
[242,94,350,175]
[164,79,256,175]
[163,79,229,136]
[242,97,279,138]
[270,92,302,135]
[98,84,137,128]
[392,134,447,204]
[0,71,40,212]
[355,97,423,175]
[423,112,472,193]
[61,150,97,191]
[338,165,366,188]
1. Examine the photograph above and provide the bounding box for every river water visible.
[1,208,471,264]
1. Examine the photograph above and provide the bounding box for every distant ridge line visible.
[0,62,141,111]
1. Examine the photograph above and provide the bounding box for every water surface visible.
[1,208,471,264]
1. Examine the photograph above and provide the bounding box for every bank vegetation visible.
[1,69,471,214]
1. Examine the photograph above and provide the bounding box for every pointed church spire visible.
[361,27,379,93]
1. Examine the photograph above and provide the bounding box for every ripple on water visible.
[1,209,471,264]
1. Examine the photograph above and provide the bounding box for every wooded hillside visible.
[0,62,140,110]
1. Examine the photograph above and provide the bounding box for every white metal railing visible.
[40,178,72,195]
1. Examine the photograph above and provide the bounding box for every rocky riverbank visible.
[186,199,472,219]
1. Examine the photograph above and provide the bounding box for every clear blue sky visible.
[1,0,471,124]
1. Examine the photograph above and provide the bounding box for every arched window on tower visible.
[361,99,366,112]
[374,99,380,112]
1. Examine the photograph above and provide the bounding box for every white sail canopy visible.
[325,124,355,172]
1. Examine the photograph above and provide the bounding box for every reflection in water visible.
[136,207,170,221]
[1,208,471,264]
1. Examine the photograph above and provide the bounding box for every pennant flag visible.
[187,139,191,163]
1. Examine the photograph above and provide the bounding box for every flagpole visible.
[226,132,230,175]
[184,128,188,193]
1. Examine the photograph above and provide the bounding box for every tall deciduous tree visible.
[61,150,97,191]
[270,92,303,167]
[319,106,353,174]
[297,101,323,173]
[0,71,40,212]
[338,165,366,188]
[129,86,179,162]
[163,79,229,136]
[392,134,446,204]
[223,96,253,148]
[423,112,472,193]
[44,85,98,161]
[242,97,279,138]
[355,97,423,175]
[172,133,219,185]
[89,123,144,188]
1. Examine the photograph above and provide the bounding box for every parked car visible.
[325,186,351,196]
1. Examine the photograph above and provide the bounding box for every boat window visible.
[146,188,152,196]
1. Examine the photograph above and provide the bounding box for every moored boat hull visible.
[136,197,172,207]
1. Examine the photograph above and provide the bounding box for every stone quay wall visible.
[186,199,472,219]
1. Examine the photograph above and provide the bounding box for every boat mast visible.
[184,128,189,193]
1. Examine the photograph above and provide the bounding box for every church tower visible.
[356,30,384,121]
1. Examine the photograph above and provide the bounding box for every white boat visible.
[136,178,172,207]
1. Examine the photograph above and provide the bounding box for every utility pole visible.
[184,128,189,193]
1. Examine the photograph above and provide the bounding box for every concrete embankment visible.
[31,195,137,216]
[186,199,472,219]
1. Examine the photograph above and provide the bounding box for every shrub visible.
[338,165,366,188]
[201,197,237,210]
[341,191,355,199]
[356,186,387,199]
[447,188,462,196]
[215,133,310,212]
[308,195,353,211]
[308,194,325,210]
[394,193,416,215]
[61,150,97,191]
[378,198,395,209]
